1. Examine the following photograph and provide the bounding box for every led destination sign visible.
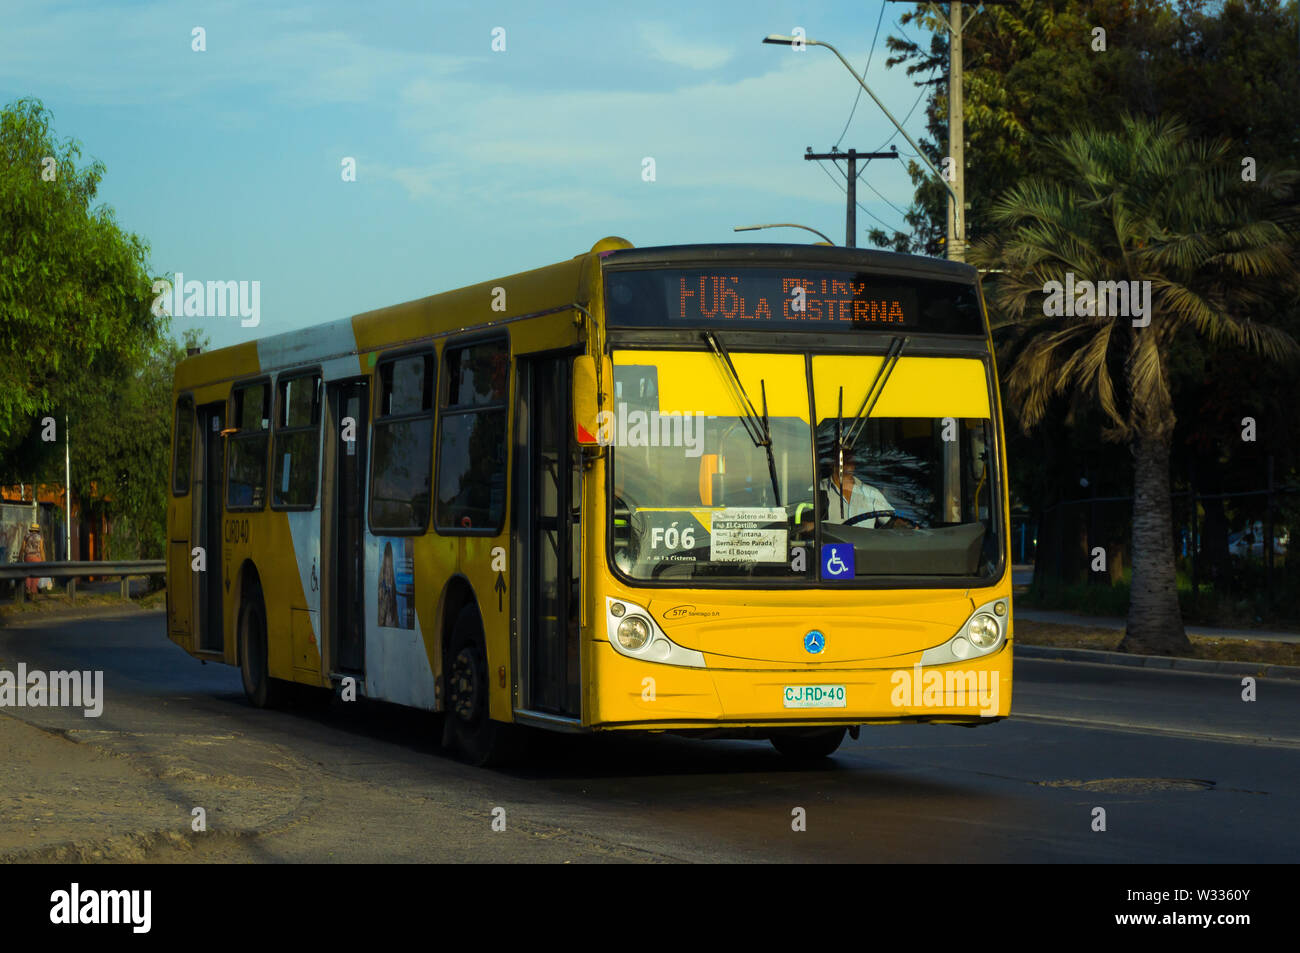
[605,267,984,335]
[679,274,910,325]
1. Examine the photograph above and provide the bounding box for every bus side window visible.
[228,380,271,510]
[370,354,435,530]
[173,394,194,495]
[435,339,509,533]
[272,372,322,509]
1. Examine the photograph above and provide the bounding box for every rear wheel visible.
[444,606,523,767]
[239,588,284,708]
[770,726,846,761]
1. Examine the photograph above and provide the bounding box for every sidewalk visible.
[1014,641,1300,680]
[1015,607,1300,644]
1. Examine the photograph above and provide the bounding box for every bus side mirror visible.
[572,354,612,448]
[698,453,724,506]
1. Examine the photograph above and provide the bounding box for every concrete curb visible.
[1015,644,1300,680]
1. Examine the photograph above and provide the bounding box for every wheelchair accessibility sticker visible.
[821,544,855,580]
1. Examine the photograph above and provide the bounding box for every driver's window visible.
[814,417,933,528]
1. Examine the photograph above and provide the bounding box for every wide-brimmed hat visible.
[29,522,40,530]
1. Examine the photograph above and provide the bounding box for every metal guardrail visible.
[0,560,165,603]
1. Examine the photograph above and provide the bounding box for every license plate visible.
[783,685,846,708]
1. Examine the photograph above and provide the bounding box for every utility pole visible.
[885,1,1019,261]
[803,147,899,247]
[948,1,964,262]
[885,1,977,261]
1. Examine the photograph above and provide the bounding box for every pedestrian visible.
[21,522,45,596]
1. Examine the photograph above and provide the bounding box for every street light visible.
[762,33,960,254]
[734,223,835,245]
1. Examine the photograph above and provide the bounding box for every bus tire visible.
[239,588,284,709]
[769,726,846,761]
[445,605,522,767]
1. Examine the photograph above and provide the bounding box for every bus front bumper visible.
[587,642,1012,729]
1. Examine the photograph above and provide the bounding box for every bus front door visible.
[193,403,225,654]
[519,356,581,718]
[325,379,369,677]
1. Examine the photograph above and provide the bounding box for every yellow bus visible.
[166,237,1012,764]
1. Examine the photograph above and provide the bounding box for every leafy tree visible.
[0,97,162,467]
[871,1,1300,625]
[970,116,1300,654]
[76,329,207,559]
[865,0,1286,254]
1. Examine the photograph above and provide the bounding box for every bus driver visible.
[820,457,914,528]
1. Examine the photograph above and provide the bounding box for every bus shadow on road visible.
[252,687,987,803]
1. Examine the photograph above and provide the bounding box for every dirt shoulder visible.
[0,588,165,625]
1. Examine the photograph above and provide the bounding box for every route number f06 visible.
[650,523,695,550]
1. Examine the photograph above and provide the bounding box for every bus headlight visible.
[616,616,652,650]
[968,613,1000,648]
[605,597,707,667]
[918,598,1009,667]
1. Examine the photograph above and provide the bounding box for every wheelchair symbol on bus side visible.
[821,544,854,580]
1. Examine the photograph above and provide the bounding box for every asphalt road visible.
[2,609,1296,863]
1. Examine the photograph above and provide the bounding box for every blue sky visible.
[2,0,942,350]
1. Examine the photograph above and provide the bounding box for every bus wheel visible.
[446,606,520,767]
[239,589,283,709]
[770,727,846,761]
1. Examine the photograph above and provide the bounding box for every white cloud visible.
[382,53,926,222]
[638,22,734,70]
[0,0,475,107]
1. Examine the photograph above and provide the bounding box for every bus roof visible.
[174,239,978,390]
[600,243,979,285]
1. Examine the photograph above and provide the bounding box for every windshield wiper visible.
[841,335,909,456]
[703,331,782,506]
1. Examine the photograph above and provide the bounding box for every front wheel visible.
[444,606,523,767]
[770,726,846,761]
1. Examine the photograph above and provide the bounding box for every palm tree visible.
[971,115,1300,656]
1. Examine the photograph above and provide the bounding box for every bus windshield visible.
[608,349,1001,583]
[610,350,813,581]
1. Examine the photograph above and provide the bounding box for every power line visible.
[822,156,908,218]
[825,159,916,236]
[854,165,910,218]
[834,0,888,148]
[812,159,906,235]
[872,67,937,152]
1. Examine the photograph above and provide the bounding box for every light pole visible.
[734,223,836,244]
[763,33,961,259]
